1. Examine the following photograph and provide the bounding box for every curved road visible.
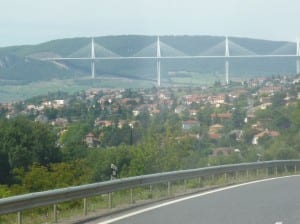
[97,175,300,224]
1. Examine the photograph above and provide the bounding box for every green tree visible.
[44,108,59,120]
[0,117,61,171]
[22,164,53,192]
[231,107,245,129]
[271,92,286,108]
[59,122,89,161]
[263,141,298,160]
[197,105,213,126]
[0,107,8,119]
[291,102,300,129]
[0,185,11,198]
[0,152,10,184]
[20,160,91,192]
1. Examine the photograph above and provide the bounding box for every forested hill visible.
[0,35,297,83]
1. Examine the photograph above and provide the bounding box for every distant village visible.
[1,75,300,155]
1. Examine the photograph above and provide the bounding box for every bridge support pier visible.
[157,36,161,87]
[225,60,229,84]
[297,38,300,75]
[157,59,161,87]
[91,38,96,78]
[225,36,230,85]
[91,60,95,79]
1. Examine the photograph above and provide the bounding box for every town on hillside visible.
[1,75,300,155]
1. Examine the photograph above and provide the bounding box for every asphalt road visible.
[96,175,300,224]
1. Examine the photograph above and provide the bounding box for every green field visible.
[0,71,236,103]
[0,77,156,103]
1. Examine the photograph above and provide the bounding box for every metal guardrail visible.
[1,160,300,222]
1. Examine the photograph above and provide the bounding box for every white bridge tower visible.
[157,36,161,87]
[297,38,300,75]
[225,36,230,85]
[91,38,96,78]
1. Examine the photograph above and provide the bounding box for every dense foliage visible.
[1,84,300,198]
[0,117,61,183]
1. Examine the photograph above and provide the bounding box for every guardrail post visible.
[53,204,58,223]
[235,171,238,181]
[275,167,278,176]
[256,168,259,177]
[167,181,171,196]
[224,173,227,182]
[130,188,134,204]
[198,177,202,187]
[295,165,297,174]
[246,170,249,180]
[83,198,88,216]
[266,168,269,177]
[211,174,215,183]
[17,211,22,224]
[108,193,112,209]
[284,165,288,174]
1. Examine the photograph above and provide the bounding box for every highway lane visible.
[97,175,300,224]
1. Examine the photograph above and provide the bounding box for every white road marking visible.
[98,175,299,224]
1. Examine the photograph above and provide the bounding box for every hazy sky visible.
[0,0,299,47]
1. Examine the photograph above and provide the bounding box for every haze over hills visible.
[0,35,298,102]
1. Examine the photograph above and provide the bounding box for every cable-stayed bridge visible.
[42,36,300,86]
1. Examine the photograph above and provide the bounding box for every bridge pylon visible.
[225,36,230,84]
[91,38,96,78]
[297,38,300,75]
[157,36,161,87]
